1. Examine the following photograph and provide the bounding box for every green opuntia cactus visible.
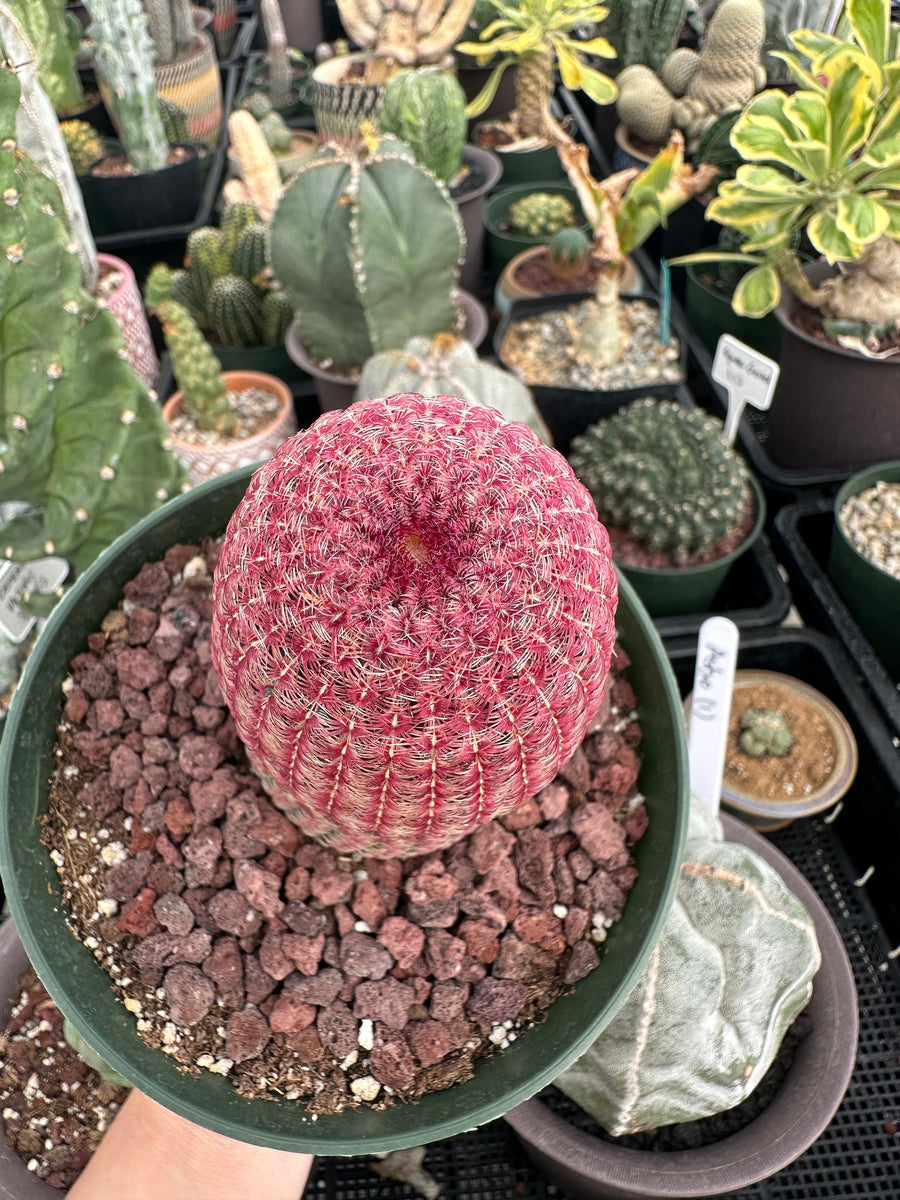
[508,192,577,238]
[233,222,269,285]
[356,333,552,443]
[261,288,293,344]
[378,67,467,183]
[0,104,186,575]
[60,119,104,175]
[207,275,264,346]
[569,398,751,558]
[144,263,237,437]
[739,708,794,758]
[12,0,86,115]
[270,134,463,371]
[547,227,592,285]
[83,0,170,174]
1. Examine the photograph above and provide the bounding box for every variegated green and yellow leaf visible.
[768,50,824,92]
[730,103,810,173]
[835,194,891,244]
[807,209,866,261]
[733,263,781,317]
[846,0,889,66]
[825,59,877,168]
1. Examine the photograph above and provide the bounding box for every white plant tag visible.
[0,556,69,643]
[687,616,740,817]
[711,334,780,445]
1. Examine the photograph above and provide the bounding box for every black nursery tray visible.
[773,499,900,738]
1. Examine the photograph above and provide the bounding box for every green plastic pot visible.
[485,182,590,271]
[616,474,767,619]
[473,119,565,185]
[685,261,783,363]
[211,338,308,385]
[0,465,688,1155]
[828,460,900,679]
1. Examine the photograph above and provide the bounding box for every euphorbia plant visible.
[673,0,900,326]
[456,0,618,145]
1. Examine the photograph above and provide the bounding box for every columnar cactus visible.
[508,192,578,238]
[739,709,794,758]
[210,392,618,858]
[258,0,292,111]
[603,0,687,72]
[356,334,552,442]
[547,227,592,285]
[144,264,237,436]
[141,0,195,65]
[378,67,467,183]
[83,0,169,174]
[270,134,464,372]
[569,398,750,558]
[0,103,186,574]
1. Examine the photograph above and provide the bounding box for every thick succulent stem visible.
[514,50,555,142]
[575,264,624,366]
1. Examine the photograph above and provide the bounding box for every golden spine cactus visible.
[225,109,282,222]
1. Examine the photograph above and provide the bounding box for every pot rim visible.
[832,460,900,585]
[161,370,294,451]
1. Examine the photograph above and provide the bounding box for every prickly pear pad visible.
[210,393,618,858]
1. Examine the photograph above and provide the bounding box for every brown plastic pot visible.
[504,812,859,1199]
[161,370,297,485]
[768,261,900,470]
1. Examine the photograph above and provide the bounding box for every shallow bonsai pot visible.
[616,474,767,620]
[684,259,783,363]
[285,289,490,413]
[79,142,207,237]
[453,144,503,295]
[827,460,900,678]
[161,369,297,485]
[484,182,590,270]
[0,465,689,1155]
[769,262,900,470]
[495,247,640,317]
[683,670,858,831]
[472,117,565,185]
[504,811,859,1199]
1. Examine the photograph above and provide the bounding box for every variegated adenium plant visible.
[554,795,821,1134]
[673,0,900,326]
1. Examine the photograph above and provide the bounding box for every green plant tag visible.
[659,259,672,347]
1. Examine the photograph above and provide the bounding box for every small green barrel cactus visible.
[378,66,467,183]
[739,708,794,758]
[569,398,750,558]
[261,288,293,344]
[508,191,578,238]
[270,134,463,372]
[186,225,231,309]
[547,227,592,286]
[60,119,104,175]
[207,275,264,347]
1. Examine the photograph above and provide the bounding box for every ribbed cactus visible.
[83,0,169,174]
[141,0,195,65]
[739,708,794,758]
[569,399,750,558]
[259,0,292,111]
[207,275,264,347]
[261,287,294,344]
[603,0,687,72]
[356,334,552,443]
[187,225,231,307]
[60,120,104,175]
[144,264,237,436]
[0,109,186,574]
[225,108,282,222]
[378,67,467,183]
[12,0,86,114]
[270,134,463,371]
[221,199,258,259]
[508,192,578,238]
[547,227,592,285]
[234,222,269,284]
[615,63,676,146]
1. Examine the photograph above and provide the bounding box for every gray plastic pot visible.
[504,812,859,1199]
[0,465,689,1156]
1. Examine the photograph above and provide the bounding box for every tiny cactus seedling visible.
[547,227,592,285]
[209,393,618,858]
[508,192,578,239]
[738,708,794,758]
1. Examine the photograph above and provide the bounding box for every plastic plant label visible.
[687,616,739,817]
[711,334,780,445]
[0,556,69,643]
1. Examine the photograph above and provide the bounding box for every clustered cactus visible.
[144,264,237,437]
[738,708,795,758]
[378,67,467,184]
[602,0,687,72]
[508,192,578,238]
[270,133,464,372]
[569,398,750,558]
[171,204,293,349]
[547,227,593,285]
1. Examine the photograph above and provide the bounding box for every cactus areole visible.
[210,393,618,858]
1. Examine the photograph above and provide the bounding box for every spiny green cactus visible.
[207,275,263,346]
[141,0,195,65]
[547,227,592,285]
[60,120,104,176]
[158,95,190,144]
[569,398,750,558]
[356,333,552,442]
[0,103,186,576]
[378,67,467,184]
[144,264,237,437]
[234,222,269,285]
[12,0,85,115]
[261,287,294,344]
[186,225,230,307]
[83,0,170,174]
[169,266,206,324]
[221,199,258,259]
[739,708,794,758]
[269,134,463,371]
[508,192,577,238]
[603,0,687,72]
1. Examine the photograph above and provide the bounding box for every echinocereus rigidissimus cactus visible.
[210,392,618,858]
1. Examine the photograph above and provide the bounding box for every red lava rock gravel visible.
[42,542,647,1117]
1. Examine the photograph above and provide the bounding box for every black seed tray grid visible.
[773,500,900,739]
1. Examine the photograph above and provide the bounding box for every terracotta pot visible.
[495,247,640,316]
[504,812,859,1199]
[161,370,296,485]
[96,253,159,388]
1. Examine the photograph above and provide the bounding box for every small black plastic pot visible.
[79,142,207,237]
[494,292,687,454]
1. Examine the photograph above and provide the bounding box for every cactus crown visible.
[569,398,750,557]
[60,120,104,175]
[738,708,794,758]
[378,67,467,183]
[508,192,578,238]
[547,227,592,283]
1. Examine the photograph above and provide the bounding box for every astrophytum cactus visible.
[210,393,618,859]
